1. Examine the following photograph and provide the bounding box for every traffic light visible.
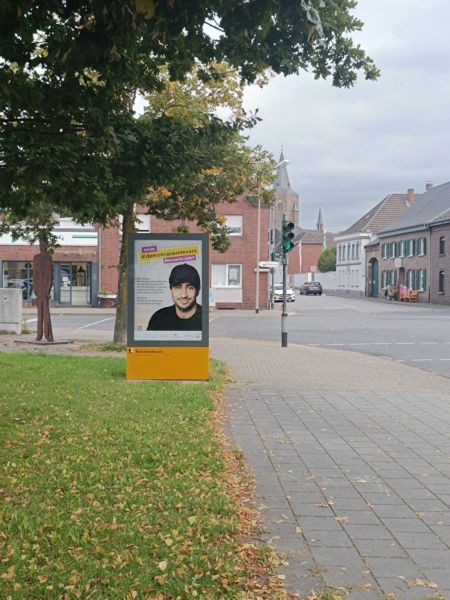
[282,218,295,253]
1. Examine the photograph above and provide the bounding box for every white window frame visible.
[224,215,243,236]
[212,263,242,288]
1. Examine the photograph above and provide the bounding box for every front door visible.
[371,259,379,297]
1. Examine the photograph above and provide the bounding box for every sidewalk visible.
[211,338,450,599]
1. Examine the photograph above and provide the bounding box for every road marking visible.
[77,318,115,330]
[26,318,38,324]
[411,358,433,362]
[440,358,450,361]
[326,343,345,346]
[371,342,391,345]
[421,341,438,345]
[396,342,414,345]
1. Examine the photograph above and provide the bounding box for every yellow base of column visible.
[126,346,209,381]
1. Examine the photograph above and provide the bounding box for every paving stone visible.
[352,538,407,558]
[381,517,434,533]
[393,531,448,549]
[298,516,345,532]
[419,568,450,592]
[371,503,417,518]
[338,510,382,525]
[310,546,365,567]
[305,530,354,548]
[406,548,450,569]
[366,557,423,579]
[344,524,394,540]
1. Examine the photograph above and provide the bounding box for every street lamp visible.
[255,188,261,314]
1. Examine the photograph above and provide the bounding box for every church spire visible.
[275,146,291,191]
[316,208,323,231]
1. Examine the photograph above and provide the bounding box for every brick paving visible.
[211,337,450,599]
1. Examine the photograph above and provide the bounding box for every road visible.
[28,295,450,378]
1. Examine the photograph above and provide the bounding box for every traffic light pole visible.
[281,253,288,347]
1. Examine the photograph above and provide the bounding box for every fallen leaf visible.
[158,560,167,571]
[407,578,438,589]
[335,516,349,524]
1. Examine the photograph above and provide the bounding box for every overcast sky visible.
[243,0,450,232]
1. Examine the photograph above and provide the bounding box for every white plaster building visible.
[335,190,416,297]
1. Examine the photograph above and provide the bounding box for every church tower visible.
[275,148,300,226]
[274,148,301,277]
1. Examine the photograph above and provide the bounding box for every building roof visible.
[342,192,413,236]
[299,229,336,247]
[379,182,450,234]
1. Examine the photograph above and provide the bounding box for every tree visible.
[318,247,337,272]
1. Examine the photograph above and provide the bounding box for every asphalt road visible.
[27,295,450,378]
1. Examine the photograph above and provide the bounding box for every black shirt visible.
[147,304,202,331]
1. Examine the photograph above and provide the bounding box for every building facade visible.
[375,183,450,304]
[335,189,415,297]
[0,196,270,310]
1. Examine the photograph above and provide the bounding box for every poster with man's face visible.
[127,234,208,346]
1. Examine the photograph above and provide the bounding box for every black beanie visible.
[169,263,201,289]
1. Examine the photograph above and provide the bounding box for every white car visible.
[273,284,295,302]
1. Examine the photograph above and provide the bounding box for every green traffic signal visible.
[282,219,295,253]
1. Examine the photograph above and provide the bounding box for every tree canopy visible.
[318,246,336,272]
[1,0,378,219]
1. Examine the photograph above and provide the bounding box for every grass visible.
[0,353,285,599]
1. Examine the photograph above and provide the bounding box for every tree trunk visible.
[113,199,135,344]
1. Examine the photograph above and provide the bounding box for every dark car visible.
[299,281,322,296]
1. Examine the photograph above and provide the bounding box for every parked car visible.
[273,283,296,302]
[299,281,323,296]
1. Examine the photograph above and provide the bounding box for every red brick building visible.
[0,197,271,310]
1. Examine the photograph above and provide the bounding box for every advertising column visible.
[126,233,209,380]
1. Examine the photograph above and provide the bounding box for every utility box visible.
[0,288,22,334]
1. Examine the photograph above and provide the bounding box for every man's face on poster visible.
[171,282,199,313]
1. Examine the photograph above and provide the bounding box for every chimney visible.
[426,181,433,191]
[406,188,415,206]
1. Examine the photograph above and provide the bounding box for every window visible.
[136,214,150,231]
[346,244,350,260]
[418,237,426,256]
[408,239,414,257]
[2,261,34,301]
[356,242,360,259]
[212,264,241,287]
[439,271,445,294]
[351,244,355,259]
[419,269,427,292]
[399,241,404,258]
[439,236,445,256]
[381,243,387,259]
[224,215,243,236]
[403,240,408,257]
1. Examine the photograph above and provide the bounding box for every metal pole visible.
[255,190,261,314]
[281,253,288,347]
